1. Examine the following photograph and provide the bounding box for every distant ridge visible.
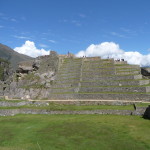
[0,43,33,69]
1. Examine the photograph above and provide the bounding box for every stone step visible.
[82,71,116,76]
[62,62,82,65]
[59,65,81,70]
[50,87,79,93]
[77,93,150,101]
[48,93,150,101]
[63,58,82,61]
[116,68,140,72]
[116,71,140,75]
[115,65,140,69]
[55,78,80,84]
[83,58,101,63]
[82,67,115,71]
[49,93,76,100]
[82,61,114,65]
[62,63,82,66]
[82,74,143,81]
[63,58,81,63]
[82,65,115,69]
[56,74,81,79]
[56,73,80,77]
[59,69,81,73]
[52,83,79,88]
[81,79,150,86]
[56,76,80,81]
[60,63,82,67]
[80,86,150,93]
[58,68,81,72]
[58,70,81,74]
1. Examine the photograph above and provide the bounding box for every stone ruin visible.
[0,51,150,102]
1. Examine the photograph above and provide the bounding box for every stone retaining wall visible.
[49,93,150,101]
[0,100,144,106]
[80,80,149,87]
[0,101,49,107]
[76,93,150,101]
[0,108,148,117]
[82,75,142,81]
[80,86,148,93]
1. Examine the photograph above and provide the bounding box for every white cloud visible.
[76,42,150,67]
[48,40,56,43]
[39,44,49,48]
[110,32,126,38]
[14,41,50,58]
[14,35,31,39]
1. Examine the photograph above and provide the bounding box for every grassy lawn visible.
[0,114,149,150]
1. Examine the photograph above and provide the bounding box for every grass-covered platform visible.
[0,114,150,150]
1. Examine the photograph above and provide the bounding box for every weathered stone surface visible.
[141,67,150,77]
[1,51,150,102]
[0,101,49,107]
[0,109,133,116]
[132,106,148,116]
[17,61,34,72]
[1,108,149,116]
[0,100,149,117]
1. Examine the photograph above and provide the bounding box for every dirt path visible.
[27,99,150,103]
[2,96,150,104]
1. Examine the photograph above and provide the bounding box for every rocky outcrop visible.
[17,60,35,74]
[141,67,150,78]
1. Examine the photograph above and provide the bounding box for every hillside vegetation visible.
[0,58,10,81]
[0,43,33,69]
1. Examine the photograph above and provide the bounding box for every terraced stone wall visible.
[50,58,82,94]
[48,56,150,101]
[4,53,150,101]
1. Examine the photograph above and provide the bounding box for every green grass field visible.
[0,103,135,110]
[0,114,149,150]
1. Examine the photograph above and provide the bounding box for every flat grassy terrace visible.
[0,103,135,110]
[0,114,149,150]
[0,99,149,110]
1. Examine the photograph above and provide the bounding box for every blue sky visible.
[0,0,150,66]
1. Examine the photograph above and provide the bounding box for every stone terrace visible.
[48,56,150,101]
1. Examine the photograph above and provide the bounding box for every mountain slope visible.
[0,43,33,69]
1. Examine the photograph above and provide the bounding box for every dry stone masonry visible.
[1,51,150,102]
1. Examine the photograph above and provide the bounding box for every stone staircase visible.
[49,57,82,99]
[47,57,150,101]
